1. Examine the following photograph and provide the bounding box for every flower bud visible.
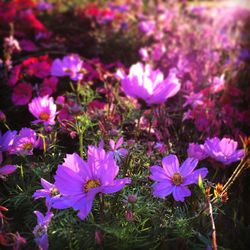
[95,230,103,246]
[128,195,137,204]
[0,110,6,122]
[125,210,134,222]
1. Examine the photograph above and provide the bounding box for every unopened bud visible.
[128,195,137,204]
[95,230,103,246]
[0,110,6,122]
[125,210,134,222]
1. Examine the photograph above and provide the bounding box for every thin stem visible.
[222,153,249,193]
[206,190,217,250]
[221,161,248,195]
[98,193,104,224]
[97,194,104,249]
[79,132,84,159]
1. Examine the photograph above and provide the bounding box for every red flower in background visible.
[12,82,33,106]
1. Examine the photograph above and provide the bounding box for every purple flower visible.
[54,144,131,220]
[33,210,53,250]
[150,154,208,201]
[33,178,69,210]
[0,143,17,180]
[109,137,128,162]
[204,137,245,165]
[187,143,208,160]
[0,164,17,179]
[11,128,39,155]
[119,63,180,105]
[51,54,84,81]
[0,130,17,152]
[28,96,57,126]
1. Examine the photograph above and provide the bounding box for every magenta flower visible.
[150,154,208,201]
[187,143,208,161]
[119,62,181,105]
[28,96,57,125]
[28,61,51,79]
[54,145,131,220]
[12,82,33,106]
[33,210,53,250]
[109,137,128,162]
[33,178,69,210]
[8,65,21,87]
[39,77,58,97]
[51,54,84,81]
[12,128,39,155]
[204,137,245,165]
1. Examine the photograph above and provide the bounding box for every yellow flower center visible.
[50,187,59,196]
[172,173,183,186]
[22,142,33,150]
[39,112,50,121]
[84,179,100,193]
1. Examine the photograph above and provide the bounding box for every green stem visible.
[79,132,84,159]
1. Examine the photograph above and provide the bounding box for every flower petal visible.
[55,166,83,195]
[152,182,174,198]
[162,154,180,178]
[62,153,91,178]
[172,186,191,202]
[179,158,198,178]
[183,167,208,185]
[102,178,131,194]
[150,165,171,181]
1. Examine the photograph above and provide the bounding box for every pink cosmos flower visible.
[11,128,39,155]
[28,96,57,125]
[12,82,33,106]
[51,54,84,81]
[187,143,208,161]
[150,154,208,201]
[33,211,53,250]
[119,62,181,105]
[204,137,245,165]
[54,144,131,220]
